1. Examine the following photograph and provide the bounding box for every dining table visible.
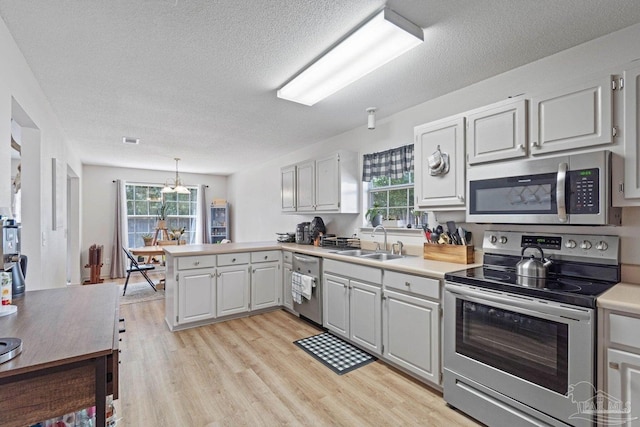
[129,246,167,287]
[129,245,166,258]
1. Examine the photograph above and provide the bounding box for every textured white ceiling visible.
[1,1,640,175]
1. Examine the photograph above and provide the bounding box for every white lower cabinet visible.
[383,270,441,385]
[252,261,281,310]
[323,261,382,355]
[607,348,640,424]
[178,267,216,324]
[600,309,640,425]
[324,273,350,337]
[251,251,282,311]
[383,289,440,384]
[217,265,250,317]
[349,280,382,354]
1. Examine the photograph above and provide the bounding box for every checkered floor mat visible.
[294,332,376,375]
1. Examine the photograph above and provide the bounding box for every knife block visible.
[423,243,474,264]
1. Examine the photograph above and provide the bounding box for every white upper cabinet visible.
[467,98,528,165]
[414,116,466,209]
[282,151,359,213]
[530,75,614,155]
[295,160,316,212]
[315,153,340,211]
[622,63,640,199]
[280,164,296,212]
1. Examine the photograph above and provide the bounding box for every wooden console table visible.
[0,284,119,427]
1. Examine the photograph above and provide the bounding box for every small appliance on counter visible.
[309,216,326,242]
[276,232,296,243]
[295,222,312,244]
[0,218,24,298]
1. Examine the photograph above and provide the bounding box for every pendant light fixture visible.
[277,7,424,106]
[161,158,190,194]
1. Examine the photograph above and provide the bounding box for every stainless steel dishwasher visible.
[292,253,322,326]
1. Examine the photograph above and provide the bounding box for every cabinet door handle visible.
[532,141,540,147]
[519,144,525,151]
[609,362,620,370]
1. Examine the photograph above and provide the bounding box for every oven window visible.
[456,299,568,394]
[469,172,557,215]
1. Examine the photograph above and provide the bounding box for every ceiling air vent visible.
[122,137,140,145]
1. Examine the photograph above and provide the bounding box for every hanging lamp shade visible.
[162,158,190,194]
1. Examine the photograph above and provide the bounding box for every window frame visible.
[125,183,198,248]
[366,172,415,227]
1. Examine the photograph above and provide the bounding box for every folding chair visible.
[122,246,157,296]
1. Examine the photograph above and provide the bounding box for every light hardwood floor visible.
[116,296,480,426]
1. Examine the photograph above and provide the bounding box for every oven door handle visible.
[557,162,568,223]
[445,283,591,321]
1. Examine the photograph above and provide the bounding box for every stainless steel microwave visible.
[466,150,621,225]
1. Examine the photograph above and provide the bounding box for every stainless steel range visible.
[444,231,620,427]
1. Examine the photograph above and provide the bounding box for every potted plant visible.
[156,203,168,230]
[170,227,186,244]
[141,233,154,247]
[365,205,383,227]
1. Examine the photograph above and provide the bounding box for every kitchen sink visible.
[331,249,377,256]
[358,252,405,261]
[331,249,413,261]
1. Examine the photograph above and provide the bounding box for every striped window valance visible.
[362,144,414,182]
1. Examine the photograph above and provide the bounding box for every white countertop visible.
[163,242,481,278]
[597,282,640,315]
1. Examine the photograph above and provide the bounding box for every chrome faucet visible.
[372,225,387,253]
[391,240,404,255]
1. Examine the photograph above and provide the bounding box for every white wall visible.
[81,164,227,281]
[228,22,640,268]
[0,19,82,290]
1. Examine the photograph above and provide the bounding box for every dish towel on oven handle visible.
[292,271,314,303]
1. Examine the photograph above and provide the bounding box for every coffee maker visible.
[0,219,24,297]
[295,222,312,245]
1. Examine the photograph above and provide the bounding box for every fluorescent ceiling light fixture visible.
[277,7,423,106]
[162,158,190,194]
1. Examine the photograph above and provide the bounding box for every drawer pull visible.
[232,258,236,262]
[194,261,200,266]
[405,281,411,287]
[609,362,620,370]
[264,255,268,260]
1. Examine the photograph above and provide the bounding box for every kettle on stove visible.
[517,245,553,279]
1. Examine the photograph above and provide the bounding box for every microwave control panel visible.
[568,168,599,214]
